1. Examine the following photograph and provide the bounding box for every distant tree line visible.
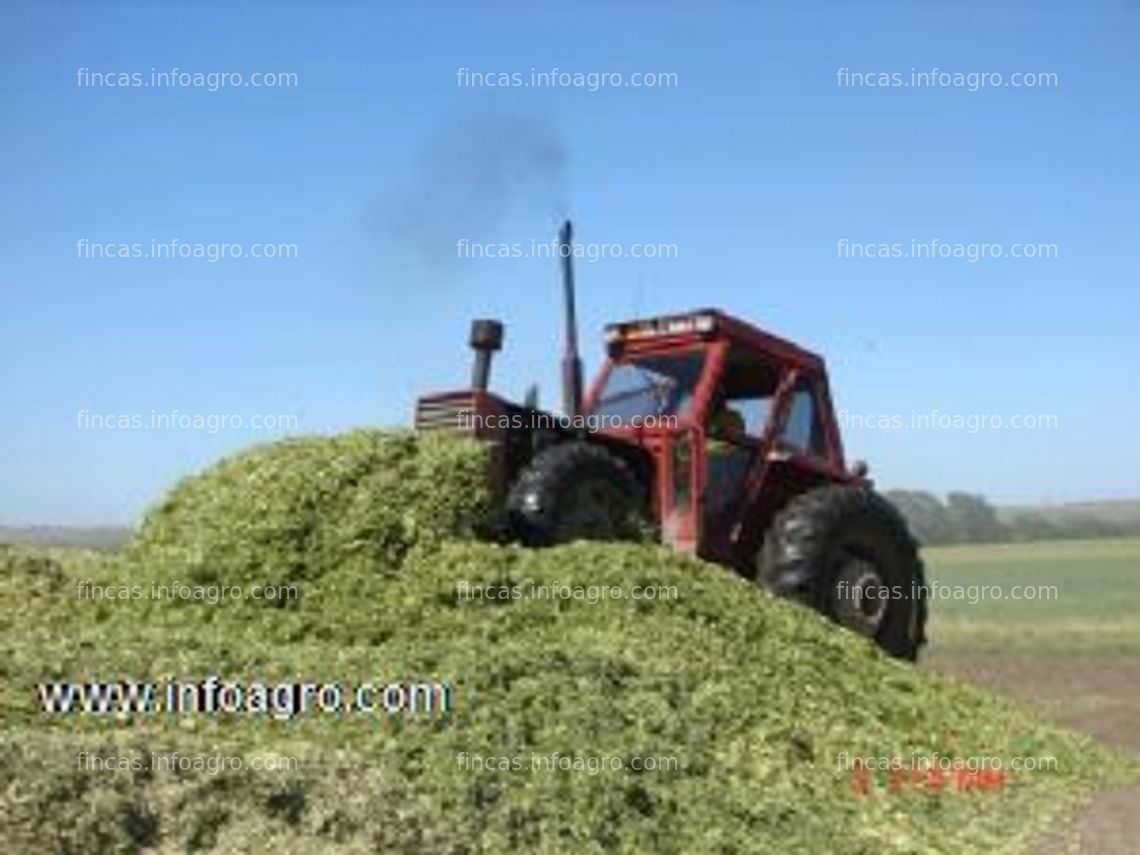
[883,491,1140,546]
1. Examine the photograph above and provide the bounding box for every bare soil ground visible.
[931,655,1140,855]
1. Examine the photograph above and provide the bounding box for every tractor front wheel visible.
[757,484,927,660]
[507,441,648,546]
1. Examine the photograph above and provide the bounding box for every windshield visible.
[589,352,705,424]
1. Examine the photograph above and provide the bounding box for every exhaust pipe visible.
[559,220,583,417]
[469,318,504,391]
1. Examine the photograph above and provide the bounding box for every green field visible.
[924,537,1140,654]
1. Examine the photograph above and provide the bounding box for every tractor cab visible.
[584,310,858,568]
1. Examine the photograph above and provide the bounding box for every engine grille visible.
[414,394,478,432]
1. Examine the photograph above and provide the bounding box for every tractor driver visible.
[708,399,745,446]
[706,398,751,517]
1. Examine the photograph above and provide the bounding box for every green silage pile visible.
[126,429,494,592]
[1,431,1134,854]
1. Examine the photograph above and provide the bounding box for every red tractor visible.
[416,222,926,659]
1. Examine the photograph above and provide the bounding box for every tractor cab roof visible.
[604,308,826,374]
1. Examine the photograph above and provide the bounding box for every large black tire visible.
[507,441,649,546]
[757,484,927,660]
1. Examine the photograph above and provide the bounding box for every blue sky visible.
[1,1,1137,525]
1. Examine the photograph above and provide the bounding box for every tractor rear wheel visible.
[507,441,648,546]
[757,484,927,660]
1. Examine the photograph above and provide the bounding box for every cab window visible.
[711,348,782,441]
[590,352,705,424]
[781,382,826,456]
